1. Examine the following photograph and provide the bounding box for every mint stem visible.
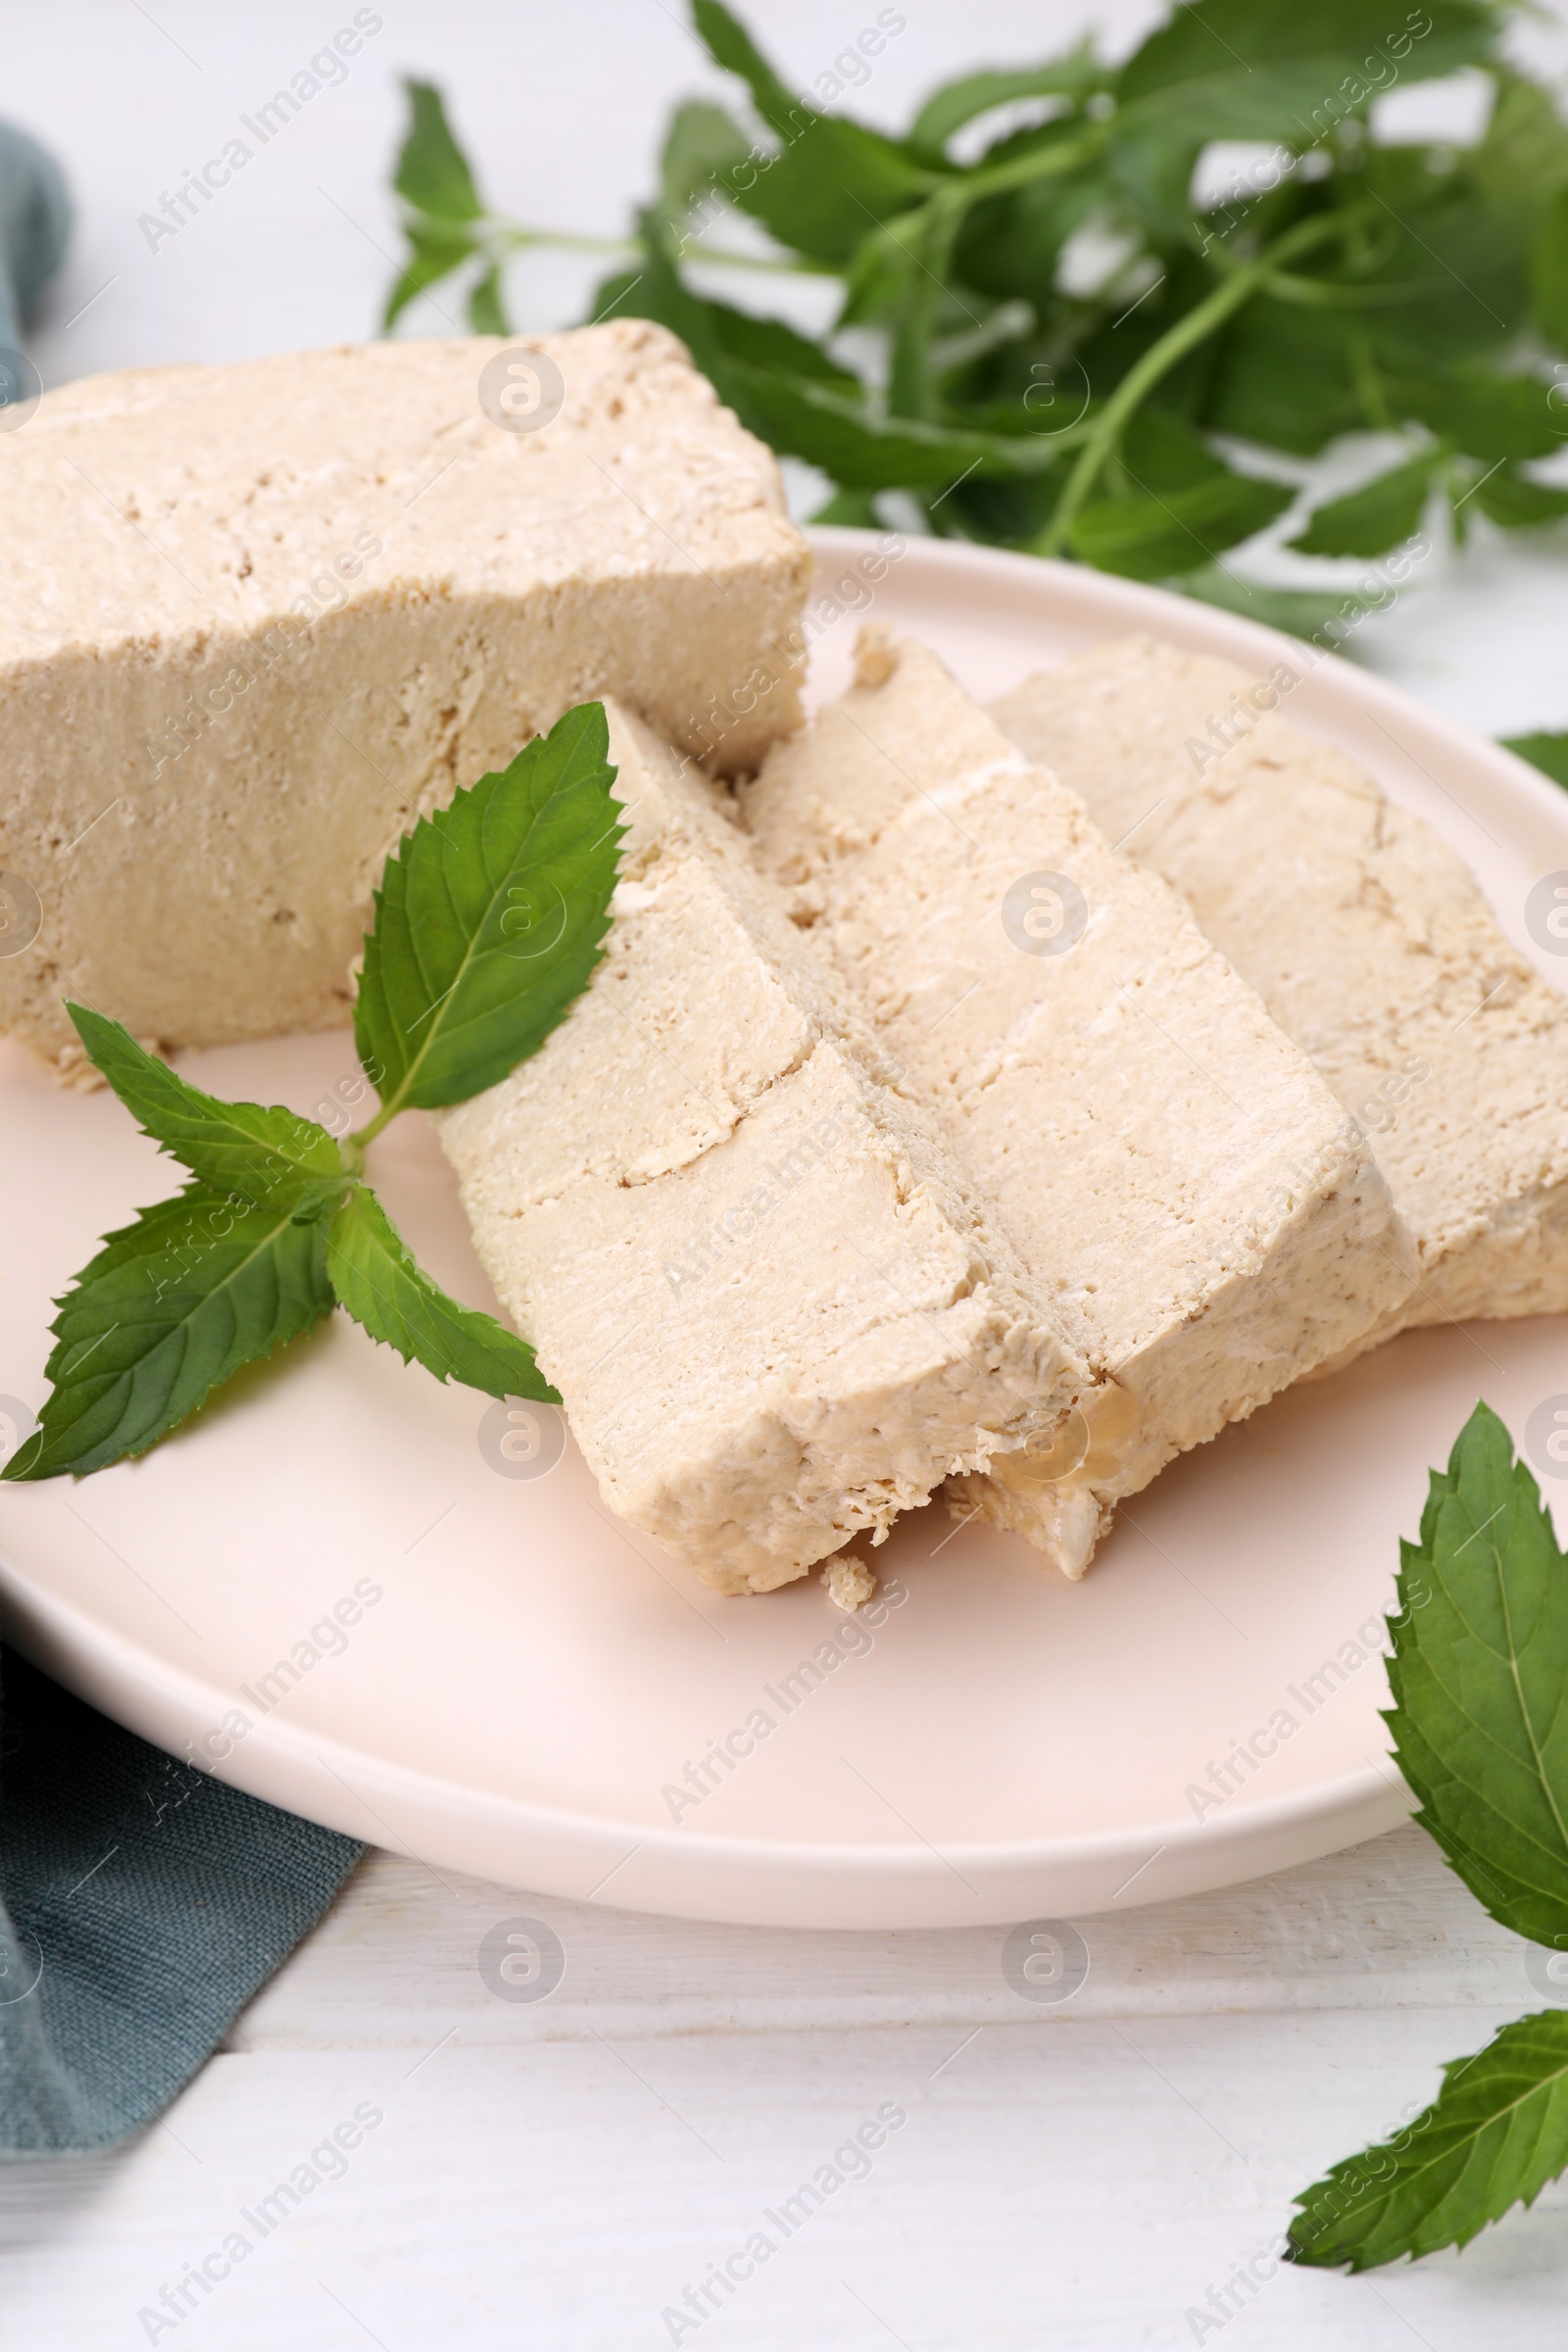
[1034,208,1368,558]
[477,218,841,279]
[343,1105,394,1170]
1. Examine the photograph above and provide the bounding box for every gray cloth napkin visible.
[0,114,69,358]
[0,1649,364,2151]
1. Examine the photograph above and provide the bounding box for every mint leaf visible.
[354,703,623,1120]
[1472,67,1568,228]
[594,213,862,447]
[1179,563,1385,639]
[383,218,477,330]
[950,144,1108,313]
[1102,0,1498,245]
[1289,451,1441,558]
[1119,408,1229,493]
[619,213,858,396]
[1206,300,1365,457]
[1503,731,1568,789]
[3,1186,336,1481]
[722,360,1073,489]
[732,115,932,269]
[691,0,930,266]
[1360,162,1533,367]
[1534,186,1568,352]
[67,1004,345,1209]
[660,99,752,222]
[597,213,732,389]
[1386,1400,1568,1945]
[1109,65,1372,237]
[394,79,484,221]
[707,304,859,394]
[1288,2012,1568,2270]
[1070,470,1293,579]
[908,54,1103,164]
[326,1184,557,1403]
[1475,467,1568,531]
[837,210,934,331]
[690,0,802,138]
[466,264,509,336]
[810,488,883,525]
[1116,0,1496,106]
[1394,369,1562,464]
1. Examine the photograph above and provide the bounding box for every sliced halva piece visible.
[0,324,809,1078]
[992,636,1568,1336]
[435,700,1092,1595]
[741,630,1416,1571]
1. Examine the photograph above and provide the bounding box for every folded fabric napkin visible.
[0,1649,364,2151]
[0,114,70,359]
[0,121,365,2155]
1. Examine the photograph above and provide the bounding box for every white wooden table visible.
[5,1832,1568,2349]
[8,6,1568,2344]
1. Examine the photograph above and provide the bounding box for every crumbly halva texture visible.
[821,1553,878,1612]
[0,324,810,1078]
[741,630,1416,1572]
[435,701,1093,1595]
[992,637,1568,1339]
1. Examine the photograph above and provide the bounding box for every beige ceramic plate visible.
[2,530,1565,1929]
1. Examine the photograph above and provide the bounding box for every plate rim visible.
[0,1549,1409,1919]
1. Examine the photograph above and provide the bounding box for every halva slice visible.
[741,631,1416,1571]
[993,637,1568,1335]
[0,324,809,1077]
[435,701,1092,1595]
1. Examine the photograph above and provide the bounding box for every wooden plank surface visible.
[5,1829,1568,2349]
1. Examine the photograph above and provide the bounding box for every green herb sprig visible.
[3,704,623,1482]
[1290,1403,1568,2268]
[383,0,1568,632]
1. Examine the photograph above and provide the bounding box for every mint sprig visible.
[4,704,617,1480]
[382,0,1568,627]
[1290,1403,1568,2269]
